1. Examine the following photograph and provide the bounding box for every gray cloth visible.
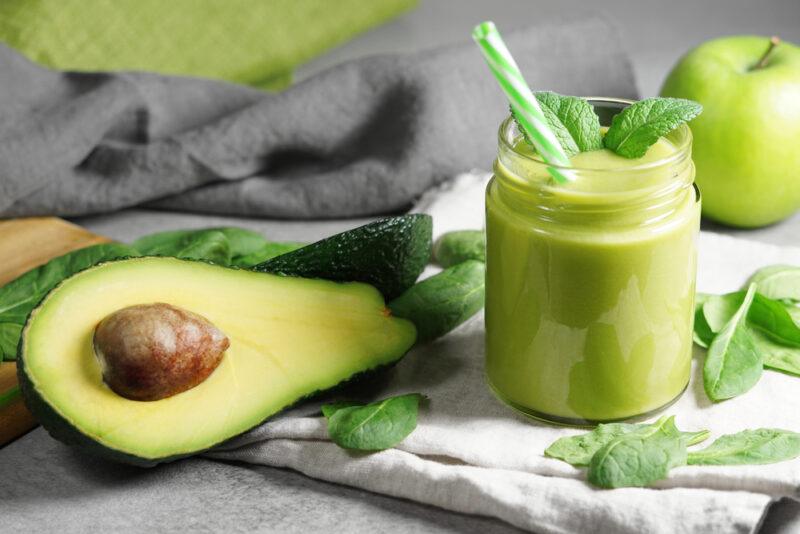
[0,15,637,219]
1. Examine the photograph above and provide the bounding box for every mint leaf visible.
[535,92,603,155]
[688,429,800,465]
[510,92,602,156]
[322,393,424,451]
[588,416,688,488]
[604,97,702,158]
[704,284,762,401]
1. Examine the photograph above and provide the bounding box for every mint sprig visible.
[511,92,603,156]
[511,94,701,160]
[603,97,702,158]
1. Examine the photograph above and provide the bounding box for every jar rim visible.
[497,97,693,173]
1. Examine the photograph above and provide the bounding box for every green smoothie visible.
[485,120,699,424]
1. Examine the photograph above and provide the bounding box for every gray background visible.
[3,1,800,532]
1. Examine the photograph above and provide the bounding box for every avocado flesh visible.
[19,257,416,465]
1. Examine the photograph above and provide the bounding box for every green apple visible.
[661,36,800,227]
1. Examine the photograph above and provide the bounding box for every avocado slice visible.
[18,257,416,466]
[255,215,433,300]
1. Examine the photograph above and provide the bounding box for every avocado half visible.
[17,256,416,466]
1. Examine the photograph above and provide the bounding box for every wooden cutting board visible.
[0,217,109,446]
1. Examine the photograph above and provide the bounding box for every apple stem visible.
[754,36,781,69]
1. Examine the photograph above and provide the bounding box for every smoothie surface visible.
[506,133,682,197]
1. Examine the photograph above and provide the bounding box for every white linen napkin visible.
[208,172,800,534]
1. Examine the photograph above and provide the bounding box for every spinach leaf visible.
[545,422,708,467]
[0,323,23,361]
[687,429,800,465]
[230,242,305,268]
[695,293,712,308]
[216,228,271,258]
[588,416,688,488]
[322,393,425,451]
[132,229,232,265]
[546,423,644,466]
[132,227,305,268]
[750,294,800,347]
[700,292,800,378]
[0,384,20,410]
[704,290,800,347]
[747,265,800,301]
[704,284,762,401]
[694,305,715,348]
[320,401,360,419]
[693,293,715,348]
[388,260,485,343]
[759,332,800,376]
[432,230,485,268]
[0,243,139,360]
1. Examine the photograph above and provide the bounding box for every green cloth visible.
[0,0,417,90]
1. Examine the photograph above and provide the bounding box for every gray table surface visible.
[3,1,800,532]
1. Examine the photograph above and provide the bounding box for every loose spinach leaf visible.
[588,416,688,488]
[688,429,800,465]
[704,291,800,347]
[230,242,305,268]
[546,423,645,467]
[389,260,485,343]
[747,265,800,301]
[322,393,425,451]
[603,97,703,158]
[216,228,271,258]
[533,92,603,156]
[703,284,762,401]
[132,227,305,268]
[759,331,800,376]
[693,293,715,347]
[0,243,139,360]
[695,293,712,309]
[0,384,21,410]
[694,305,715,348]
[545,422,708,467]
[432,230,485,268]
[700,292,800,377]
[0,323,23,361]
[132,229,232,265]
[320,401,360,419]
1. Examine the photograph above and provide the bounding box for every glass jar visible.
[485,98,700,425]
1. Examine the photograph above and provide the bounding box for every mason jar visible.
[485,97,700,425]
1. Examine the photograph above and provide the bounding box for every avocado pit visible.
[93,303,229,401]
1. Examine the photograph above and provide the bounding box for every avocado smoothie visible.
[485,99,700,424]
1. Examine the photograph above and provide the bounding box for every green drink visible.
[485,99,700,424]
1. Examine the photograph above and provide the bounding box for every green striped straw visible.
[472,21,572,184]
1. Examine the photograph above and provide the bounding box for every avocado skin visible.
[17,330,406,467]
[255,215,432,300]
